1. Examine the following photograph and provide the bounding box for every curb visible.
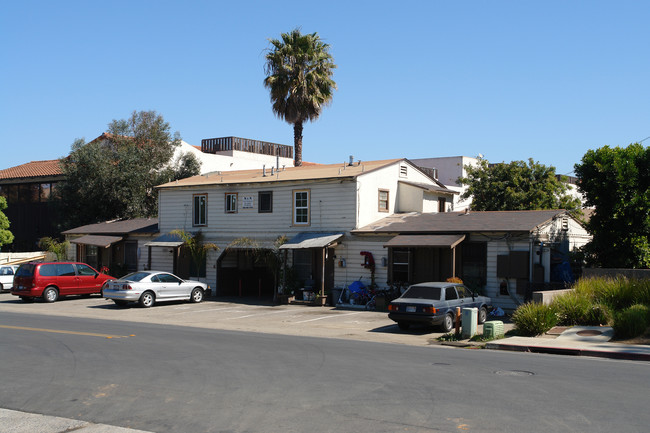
[485,342,650,362]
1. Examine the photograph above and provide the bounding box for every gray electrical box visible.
[461,307,478,339]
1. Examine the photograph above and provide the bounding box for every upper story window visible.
[0,182,57,204]
[259,191,273,213]
[193,194,207,226]
[378,189,389,212]
[293,189,310,226]
[438,197,446,213]
[225,193,238,213]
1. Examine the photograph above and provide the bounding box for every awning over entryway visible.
[384,234,465,248]
[144,233,184,247]
[279,232,344,249]
[70,235,123,248]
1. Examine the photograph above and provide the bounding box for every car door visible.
[444,286,460,313]
[455,285,474,308]
[159,273,185,298]
[55,263,78,295]
[149,274,167,300]
[75,263,102,294]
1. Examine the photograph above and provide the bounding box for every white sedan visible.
[0,265,19,292]
[102,270,208,308]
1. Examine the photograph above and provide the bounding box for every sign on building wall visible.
[242,195,254,209]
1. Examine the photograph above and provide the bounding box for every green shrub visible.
[613,304,650,339]
[512,302,558,336]
[573,277,650,311]
[589,302,613,326]
[552,291,593,325]
[551,291,612,326]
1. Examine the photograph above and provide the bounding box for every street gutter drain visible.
[576,330,603,337]
[494,370,535,376]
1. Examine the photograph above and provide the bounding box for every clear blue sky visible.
[2,0,649,175]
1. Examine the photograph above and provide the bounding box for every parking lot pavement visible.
[0,294,452,346]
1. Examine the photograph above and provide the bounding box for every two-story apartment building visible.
[145,158,456,297]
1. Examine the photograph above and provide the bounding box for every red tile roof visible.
[0,160,63,180]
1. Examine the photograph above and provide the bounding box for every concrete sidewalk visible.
[0,408,152,433]
[485,326,650,361]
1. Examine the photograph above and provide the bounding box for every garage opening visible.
[216,248,275,298]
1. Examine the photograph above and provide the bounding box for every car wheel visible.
[20,296,34,302]
[190,288,204,303]
[397,322,410,331]
[441,313,454,333]
[43,287,59,303]
[139,291,155,308]
[478,307,488,324]
[113,300,129,307]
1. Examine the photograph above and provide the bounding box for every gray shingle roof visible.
[62,218,158,235]
[354,210,568,234]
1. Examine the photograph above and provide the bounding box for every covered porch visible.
[384,234,465,284]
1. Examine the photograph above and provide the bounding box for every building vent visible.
[399,165,408,177]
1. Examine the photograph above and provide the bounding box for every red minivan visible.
[11,262,114,302]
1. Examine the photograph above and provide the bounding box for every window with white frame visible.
[193,194,207,226]
[225,193,238,213]
[293,189,310,225]
[378,189,389,212]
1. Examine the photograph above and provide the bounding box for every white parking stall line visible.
[294,311,363,324]
[227,309,296,320]
[170,307,246,315]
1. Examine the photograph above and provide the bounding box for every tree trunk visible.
[293,122,303,167]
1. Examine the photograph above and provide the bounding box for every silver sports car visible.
[102,270,208,308]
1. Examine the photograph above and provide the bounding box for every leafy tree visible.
[59,110,199,228]
[172,152,202,180]
[0,197,14,248]
[38,237,69,261]
[458,158,581,211]
[574,143,650,268]
[264,28,336,167]
[171,229,218,280]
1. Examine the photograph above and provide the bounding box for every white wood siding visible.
[356,161,443,227]
[158,179,358,238]
[333,235,392,289]
[356,165,400,227]
[484,236,529,311]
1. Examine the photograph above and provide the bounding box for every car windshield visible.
[120,272,151,282]
[401,286,442,300]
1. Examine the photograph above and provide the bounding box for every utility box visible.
[483,320,505,339]
[461,307,478,339]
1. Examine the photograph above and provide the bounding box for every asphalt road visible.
[1,310,649,433]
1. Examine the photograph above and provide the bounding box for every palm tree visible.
[264,29,336,167]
